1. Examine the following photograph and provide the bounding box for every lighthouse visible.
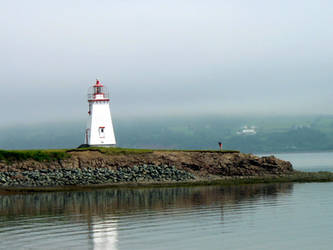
[85,79,116,147]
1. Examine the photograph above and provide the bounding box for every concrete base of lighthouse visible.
[89,144,116,148]
[78,144,116,148]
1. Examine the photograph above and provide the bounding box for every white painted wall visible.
[87,101,116,146]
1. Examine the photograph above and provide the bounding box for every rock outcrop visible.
[0,150,293,187]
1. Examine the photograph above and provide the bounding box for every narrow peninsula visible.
[0,148,332,192]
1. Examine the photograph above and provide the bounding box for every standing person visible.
[218,142,222,151]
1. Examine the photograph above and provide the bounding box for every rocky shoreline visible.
[0,165,195,187]
[0,148,300,190]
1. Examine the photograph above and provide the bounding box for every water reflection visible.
[0,184,293,250]
[91,216,118,250]
[0,184,293,217]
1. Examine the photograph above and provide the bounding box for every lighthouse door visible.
[99,127,105,138]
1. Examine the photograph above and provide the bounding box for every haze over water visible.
[1,152,333,250]
[1,0,333,125]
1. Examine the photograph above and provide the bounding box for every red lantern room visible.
[88,79,110,102]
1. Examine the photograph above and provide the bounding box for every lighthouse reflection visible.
[91,217,118,250]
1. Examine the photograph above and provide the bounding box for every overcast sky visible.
[1,0,333,125]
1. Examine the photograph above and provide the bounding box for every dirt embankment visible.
[0,150,293,178]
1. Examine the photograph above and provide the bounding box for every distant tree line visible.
[1,115,333,153]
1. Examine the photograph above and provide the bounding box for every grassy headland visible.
[0,147,240,162]
[0,149,70,162]
[0,147,332,192]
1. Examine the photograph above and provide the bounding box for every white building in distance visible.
[85,80,116,147]
[236,126,257,135]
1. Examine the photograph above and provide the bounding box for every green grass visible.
[70,147,239,154]
[171,149,240,153]
[0,149,70,162]
[0,147,240,162]
[70,147,155,155]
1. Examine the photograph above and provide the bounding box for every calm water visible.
[1,152,333,250]
[275,151,333,172]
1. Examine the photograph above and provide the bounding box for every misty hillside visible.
[1,115,333,153]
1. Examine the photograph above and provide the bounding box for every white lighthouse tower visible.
[85,79,116,147]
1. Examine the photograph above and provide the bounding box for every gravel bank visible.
[0,165,195,187]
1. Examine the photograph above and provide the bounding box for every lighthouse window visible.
[99,127,105,138]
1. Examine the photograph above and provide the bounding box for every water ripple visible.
[1,183,333,250]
